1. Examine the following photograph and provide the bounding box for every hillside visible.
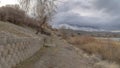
[59,29,120,38]
[0,21,119,68]
[0,21,37,37]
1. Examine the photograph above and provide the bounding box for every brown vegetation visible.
[66,35,120,63]
[0,5,42,32]
[0,5,25,25]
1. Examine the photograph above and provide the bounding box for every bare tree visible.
[18,0,57,34]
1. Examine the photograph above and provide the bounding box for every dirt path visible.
[14,37,96,68]
[14,36,120,68]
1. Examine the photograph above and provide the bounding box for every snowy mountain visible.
[53,24,106,32]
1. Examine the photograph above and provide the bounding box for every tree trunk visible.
[35,17,47,34]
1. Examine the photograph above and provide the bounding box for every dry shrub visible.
[68,35,96,45]
[94,61,120,68]
[0,5,39,28]
[68,35,120,63]
[0,5,26,25]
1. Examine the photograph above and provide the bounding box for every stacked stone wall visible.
[0,37,44,68]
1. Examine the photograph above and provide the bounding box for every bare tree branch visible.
[18,0,57,34]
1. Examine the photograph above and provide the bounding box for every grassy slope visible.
[0,21,37,37]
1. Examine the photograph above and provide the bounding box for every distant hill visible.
[59,28,120,38]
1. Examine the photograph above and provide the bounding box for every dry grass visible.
[67,35,120,63]
[94,61,120,68]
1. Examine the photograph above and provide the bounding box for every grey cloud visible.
[57,0,91,13]
[52,0,120,31]
[94,0,120,16]
[93,0,120,30]
[54,11,104,29]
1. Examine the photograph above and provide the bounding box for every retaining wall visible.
[0,37,44,68]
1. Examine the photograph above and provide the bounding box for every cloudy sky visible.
[0,0,120,31]
[0,0,18,6]
[52,0,120,31]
